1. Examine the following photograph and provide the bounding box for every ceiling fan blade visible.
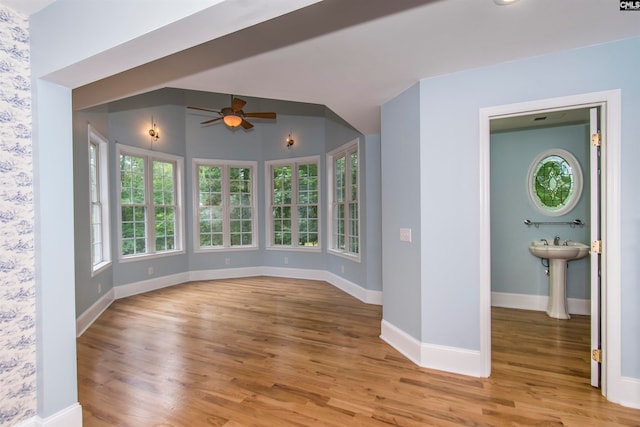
[187,106,221,114]
[231,97,247,113]
[240,119,254,129]
[201,117,224,125]
[244,112,276,119]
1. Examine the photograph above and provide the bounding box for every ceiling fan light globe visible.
[223,114,243,127]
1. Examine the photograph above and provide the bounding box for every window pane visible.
[155,206,175,252]
[335,156,346,203]
[273,206,292,246]
[89,144,98,203]
[120,154,145,204]
[153,161,174,205]
[298,163,318,205]
[198,165,223,248]
[199,206,223,248]
[350,151,358,202]
[333,203,345,250]
[297,205,319,246]
[349,202,359,254]
[121,206,146,256]
[273,166,292,205]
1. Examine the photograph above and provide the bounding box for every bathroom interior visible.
[489,107,593,356]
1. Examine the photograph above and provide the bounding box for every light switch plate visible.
[400,228,412,242]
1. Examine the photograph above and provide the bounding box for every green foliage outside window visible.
[271,161,319,247]
[331,146,359,255]
[197,163,255,249]
[119,152,179,257]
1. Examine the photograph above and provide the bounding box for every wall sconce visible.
[286,132,294,149]
[149,121,160,141]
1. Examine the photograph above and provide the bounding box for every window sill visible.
[119,249,186,263]
[194,246,259,254]
[266,245,322,253]
[91,261,112,277]
[328,248,361,263]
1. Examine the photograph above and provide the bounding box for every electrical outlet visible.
[147,266,154,275]
[284,257,289,265]
[225,258,231,265]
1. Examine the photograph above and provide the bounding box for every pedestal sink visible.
[529,240,590,319]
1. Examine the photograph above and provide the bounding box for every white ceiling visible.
[2,0,53,16]
[51,0,640,134]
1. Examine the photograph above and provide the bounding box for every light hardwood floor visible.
[77,277,640,426]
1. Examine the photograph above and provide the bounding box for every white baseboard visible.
[113,272,191,299]
[614,376,640,409]
[380,320,483,377]
[16,403,82,427]
[77,267,382,335]
[491,291,590,315]
[189,266,261,281]
[380,319,422,365]
[76,288,115,337]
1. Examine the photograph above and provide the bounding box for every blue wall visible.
[381,36,640,378]
[380,82,423,339]
[491,124,590,300]
[73,90,380,317]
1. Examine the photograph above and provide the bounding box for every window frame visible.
[116,143,185,261]
[192,158,259,252]
[88,126,112,275]
[265,155,321,252]
[327,139,360,261]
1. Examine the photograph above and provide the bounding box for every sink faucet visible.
[540,238,548,245]
[553,235,561,245]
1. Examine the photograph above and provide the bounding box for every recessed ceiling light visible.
[494,0,520,5]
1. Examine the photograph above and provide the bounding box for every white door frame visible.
[478,89,622,402]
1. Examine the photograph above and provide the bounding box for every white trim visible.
[76,288,115,337]
[618,376,640,410]
[88,125,111,274]
[526,149,583,216]
[113,271,191,299]
[491,291,590,316]
[77,268,382,333]
[15,403,83,427]
[479,89,622,404]
[380,320,483,377]
[380,320,422,365]
[326,139,361,260]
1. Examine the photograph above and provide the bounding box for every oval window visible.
[527,149,583,217]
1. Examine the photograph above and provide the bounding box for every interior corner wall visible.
[380,82,422,339]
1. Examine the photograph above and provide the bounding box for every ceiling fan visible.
[187,96,276,129]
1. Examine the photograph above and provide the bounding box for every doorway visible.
[478,90,622,400]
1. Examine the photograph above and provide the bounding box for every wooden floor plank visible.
[77,277,640,426]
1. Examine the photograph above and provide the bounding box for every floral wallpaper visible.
[0,5,37,426]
